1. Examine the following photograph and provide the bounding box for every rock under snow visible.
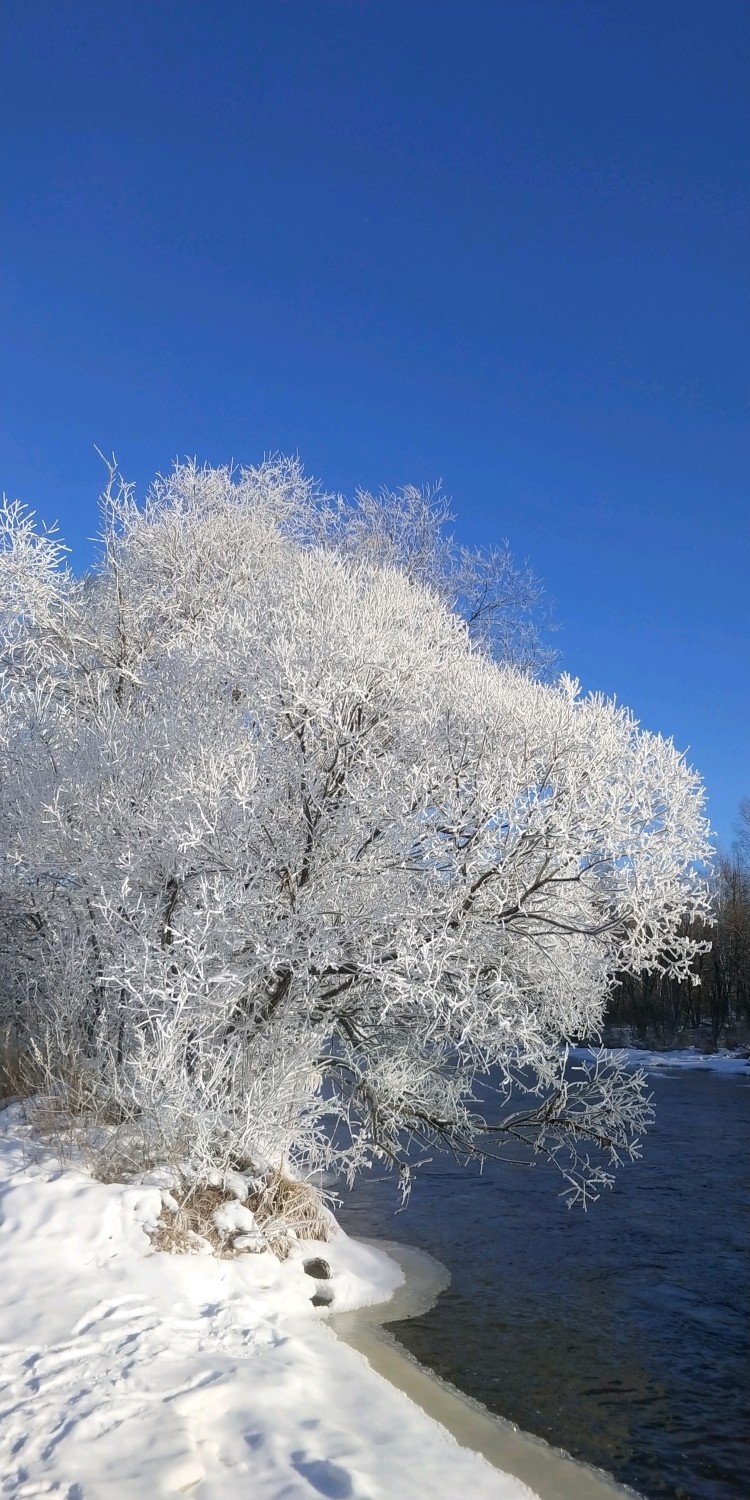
[303,1256,332,1280]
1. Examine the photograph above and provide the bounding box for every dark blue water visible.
[338,1067,749,1500]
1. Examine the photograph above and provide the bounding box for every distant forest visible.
[606,803,750,1048]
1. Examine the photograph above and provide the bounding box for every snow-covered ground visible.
[570,1045,750,1075]
[0,1105,537,1500]
[626,1046,750,1074]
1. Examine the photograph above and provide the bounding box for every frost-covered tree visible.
[0,459,711,1201]
[327,480,557,675]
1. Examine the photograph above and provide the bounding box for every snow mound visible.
[206,1166,252,1201]
[212,1199,259,1238]
[627,1047,750,1074]
[569,1045,750,1075]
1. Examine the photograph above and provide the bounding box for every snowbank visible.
[0,1105,536,1500]
[569,1045,750,1076]
[625,1046,750,1074]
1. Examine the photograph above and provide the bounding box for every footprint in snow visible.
[71,1295,146,1338]
[291,1451,354,1499]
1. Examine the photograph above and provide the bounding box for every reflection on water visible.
[338,1068,749,1500]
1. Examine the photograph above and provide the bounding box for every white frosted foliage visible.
[0,460,712,1203]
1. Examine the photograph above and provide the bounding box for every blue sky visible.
[1,0,748,846]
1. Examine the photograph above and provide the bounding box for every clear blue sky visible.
[1,0,748,847]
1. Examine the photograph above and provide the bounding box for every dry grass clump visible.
[249,1171,333,1248]
[14,1094,162,1181]
[1,1031,335,1264]
[79,1123,162,1184]
[0,1028,45,1105]
[0,1039,162,1181]
[150,1172,333,1261]
[0,1036,96,1168]
[149,1184,229,1256]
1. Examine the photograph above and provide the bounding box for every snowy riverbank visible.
[0,1103,538,1500]
[570,1044,750,1075]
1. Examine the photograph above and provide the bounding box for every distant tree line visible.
[607,802,750,1047]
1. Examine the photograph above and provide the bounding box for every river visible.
[337,1062,749,1500]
